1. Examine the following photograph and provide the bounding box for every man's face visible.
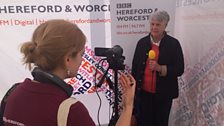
[150,19,167,38]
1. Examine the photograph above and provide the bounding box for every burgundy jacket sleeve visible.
[67,101,96,126]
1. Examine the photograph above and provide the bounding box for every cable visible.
[95,58,106,126]
[96,86,102,126]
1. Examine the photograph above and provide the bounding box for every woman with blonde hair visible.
[1,20,135,126]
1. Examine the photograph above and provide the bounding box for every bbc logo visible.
[116,3,132,9]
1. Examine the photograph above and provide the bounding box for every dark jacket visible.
[132,32,184,100]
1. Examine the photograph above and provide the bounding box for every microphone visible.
[148,50,156,60]
[148,50,156,86]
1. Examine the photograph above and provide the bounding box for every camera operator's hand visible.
[116,72,136,126]
[119,73,136,108]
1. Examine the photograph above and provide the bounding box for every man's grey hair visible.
[150,10,170,25]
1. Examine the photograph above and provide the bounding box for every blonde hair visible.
[20,19,86,71]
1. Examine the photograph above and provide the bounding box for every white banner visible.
[110,0,176,67]
[170,0,224,126]
[0,0,112,124]
[0,0,112,97]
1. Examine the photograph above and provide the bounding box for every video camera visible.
[94,45,125,70]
